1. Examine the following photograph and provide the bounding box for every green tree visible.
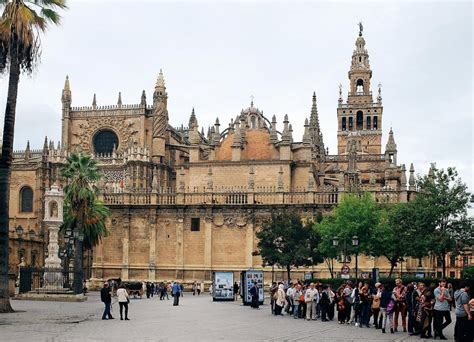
[0,0,66,313]
[253,211,323,281]
[316,193,382,278]
[370,203,430,277]
[60,153,108,293]
[416,165,474,278]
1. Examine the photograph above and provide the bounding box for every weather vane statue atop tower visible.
[358,22,363,36]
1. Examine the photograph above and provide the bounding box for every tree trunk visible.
[389,262,396,278]
[286,265,291,282]
[0,49,21,313]
[325,258,334,278]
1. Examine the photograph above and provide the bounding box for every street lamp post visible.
[352,235,359,283]
[15,225,24,262]
[72,227,84,295]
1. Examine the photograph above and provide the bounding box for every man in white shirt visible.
[305,283,320,320]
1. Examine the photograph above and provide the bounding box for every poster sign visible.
[304,272,313,280]
[241,270,264,305]
[212,272,234,301]
[341,265,350,275]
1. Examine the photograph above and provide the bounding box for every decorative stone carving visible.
[71,118,138,153]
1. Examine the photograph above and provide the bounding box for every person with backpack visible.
[351,282,362,326]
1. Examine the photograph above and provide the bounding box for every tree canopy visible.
[253,211,323,280]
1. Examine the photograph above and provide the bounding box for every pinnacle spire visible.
[141,90,146,106]
[117,92,122,106]
[92,93,97,107]
[156,69,165,89]
[189,107,198,129]
[64,75,70,91]
[385,127,397,152]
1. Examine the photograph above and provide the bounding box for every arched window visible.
[93,129,119,155]
[366,116,371,129]
[19,186,33,212]
[373,116,378,129]
[341,117,346,131]
[356,111,363,130]
[348,117,353,131]
[356,79,364,93]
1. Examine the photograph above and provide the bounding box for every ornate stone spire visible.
[400,164,407,191]
[309,92,325,160]
[153,69,168,106]
[61,75,71,104]
[270,115,278,144]
[428,164,435,179]
[141,90,146,106]
[92,93,97,108]
[43,136,48,153]
[188,107,198,129]
[24,141,31,159]
[409,163,416,191]
[117,92,122,106]
[377,83,382,104]
[213,118,221,145]
[385,127,397,152]
[281,114,291,144]
[302,118,311,145]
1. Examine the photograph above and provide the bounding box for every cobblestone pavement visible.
[1,293,455,341]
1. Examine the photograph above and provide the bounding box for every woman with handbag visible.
[117,284,130,321]
[371,282,382,329]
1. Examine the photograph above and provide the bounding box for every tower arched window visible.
[348,117,353,131]
[341,117,346,131]
[356,111,363,130]
[373,116,378,129]
[19,186,33,213]
[367,116,371,130]
[356,79,364,93]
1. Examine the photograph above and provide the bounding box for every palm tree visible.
[60,152,108,294]
[60,199,110,279]
[0,0,67,313]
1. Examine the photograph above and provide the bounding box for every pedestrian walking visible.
[380,284,395,334]
[192,281,197,296]
[392,278,407,332]
[100,282,114,320]
[172,282,181,306]
[274,284,286,316]
[117,284,130,320]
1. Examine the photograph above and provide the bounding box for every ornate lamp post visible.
[15,225,24,262]
[352,235,359,282]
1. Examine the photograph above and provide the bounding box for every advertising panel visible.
[212,272,234,301]
[242,270,264,305]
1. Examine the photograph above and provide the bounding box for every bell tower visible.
[337,24,383,155]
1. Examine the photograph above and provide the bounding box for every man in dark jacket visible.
[101,282,114,320]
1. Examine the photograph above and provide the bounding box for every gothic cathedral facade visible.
[8,28,457,285]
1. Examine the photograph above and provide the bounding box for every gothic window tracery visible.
[93,129,119,154]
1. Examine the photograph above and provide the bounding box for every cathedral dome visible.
[215,130,277,161]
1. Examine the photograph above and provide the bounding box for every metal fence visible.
[19,267,80,294]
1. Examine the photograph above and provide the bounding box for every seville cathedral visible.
[7,28,466,285]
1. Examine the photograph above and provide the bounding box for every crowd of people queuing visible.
[269,278,473,341]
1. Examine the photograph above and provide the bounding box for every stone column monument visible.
[42,184,64,289]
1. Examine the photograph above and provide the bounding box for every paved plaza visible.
[1,293,455,341]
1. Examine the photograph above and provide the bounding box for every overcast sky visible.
[0,0,472,192]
